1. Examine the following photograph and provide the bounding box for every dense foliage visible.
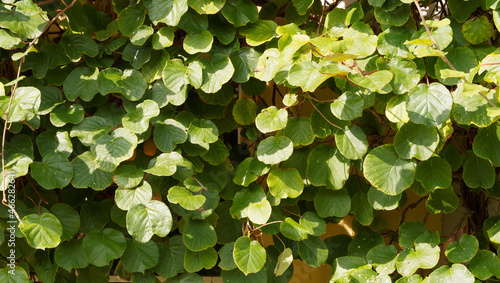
[1,0,500,282]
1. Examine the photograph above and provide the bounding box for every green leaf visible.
[60,35,99,61]
[83,228,126,267]
[307,144,350,190]
[30,152,72,190]
[230,183,271,224]
[452,85,500,127]
[393,122,439,160]
[233,157,270,187]
[98,68,148,101]
[154,236,186,278]
[267,168,304,199]
[428,264,474,283]
[449,0,482,23]
[188,0,225,14]
[374,5,410,27]
[377,26,413,58]
[406,83,452,127]
[182,218,217,252]
[445,234,479,263]
[36,130,72,159]
[314,187,351,218]
[162,60,190,92]
[145,152,184,176]
[131,25,153,46]
[0,0,48,40]
[240,20,278,46]
[70,116,112,146]
[71,151,113,191]
[54,238,89,271]
[126,200,173,243]
[218,242,237,270]
[91,128,138,172]
[468,250,500,280]
[415,156,452,191]
[288,61,329,92]
[118,4,146,36]
[122,100,160,134]
[348,71,393,94]
[463,153,495,189]
[152,27,175,50]
[256,136,293,165]
[115,181,152,210]
[38,86,64,115]
[50,203,80,242]
[426,186,459,214]
[274,248,293,276]
[0,86,41,123]
[484,215,500,244]
[201,140,230,165]
[154,119,187,153]
[230,47,261,83]
[184,247,218,273]
[351,192,374,226]
[184,31,213,55]
[123,44,151,69]
[199,54,234,93]
[463,16,493,45]
[233,236,266,275]
[364,145,416,195]
[298,237,328,268]
[121,239,159,273]
[331,256,371,282]
[398,221,427,249]
[378,57,420,94]
[255,106,288,133]
[299,212,326,237]
[396,243,439,276]
[113,165,144,189]
[221,0,258,26]
[330,91,364,121]
[50,103,84,127]
[0,266,29,282]
[63,67,99,101]
[335,125,368,160]
[0,29,22,49]
[366,245,397,275]
[280,217,308,241]
[367,186,401,211]
[473,122,500,166]
[145,0,188,25]
[19,213,62,250]
[233,99,257,126]
[188,119,219,145]
[168,186,206,210]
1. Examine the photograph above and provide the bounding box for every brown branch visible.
[413,0,457,71]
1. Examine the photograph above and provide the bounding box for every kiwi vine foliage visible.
[1,0,500,282]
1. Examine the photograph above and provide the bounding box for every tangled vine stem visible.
[1,0,78,206]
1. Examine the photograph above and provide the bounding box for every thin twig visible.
[317,0,328,37]
[307,96,344,130]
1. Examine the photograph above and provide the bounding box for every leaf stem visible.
[307,96,344,130]
[253,220,283,231]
